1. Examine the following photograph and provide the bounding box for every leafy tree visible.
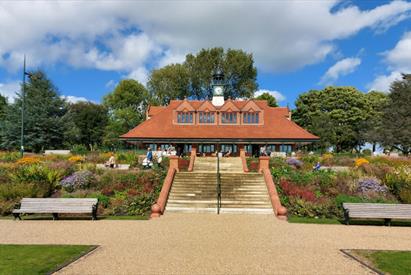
[103,79,149,147]
[64,102,108,149]
[380,76,411,155]
[255,92,278,107]
[360,91,388,152]
[147,47,257,104]
[0,71,67,152]
[0,94,6,121]
[293,86,372,152]
[147,64,190,106]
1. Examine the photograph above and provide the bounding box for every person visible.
[313,162,321,171]
[143,147,153,169]
[260,145,267,156]
[105,154,116,168]
[223,147,232,157]
[156,148,163,166]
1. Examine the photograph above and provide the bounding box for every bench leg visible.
[344,210,350,225]
[52,213,59,221]
[384,218,391,226]
[13,213,21,220]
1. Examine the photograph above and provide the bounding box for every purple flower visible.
[286,158,303,169]
[60,170,94,192]
[357,177,388,193]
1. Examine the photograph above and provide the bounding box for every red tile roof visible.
[121,99,319,141]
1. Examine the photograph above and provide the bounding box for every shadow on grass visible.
[342,249,411,275]
[288,216,411,227]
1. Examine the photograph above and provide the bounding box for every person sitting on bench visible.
[223,148,232,157]
[105,154,117,168]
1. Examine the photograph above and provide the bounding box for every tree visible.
[147,47,258,105]
[0,94,7,148]
[380,76,411,155]
[147,64,190,106]
[64,102,108,149]
[103,79,149,147]
[0,71,67,152]
[360,91,388,152]
[293,86,372,152]
[255,92,278,107]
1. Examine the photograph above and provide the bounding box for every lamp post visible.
[20,55,32,158]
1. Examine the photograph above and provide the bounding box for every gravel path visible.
[1,214,411,274]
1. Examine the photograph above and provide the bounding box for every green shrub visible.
[0,152,20,162]
[287,197,339,218]
[399,189,411,204]
[71,144,88,155]
[127,193,156,216]
[385,166,411,200]
[9,165,62,197]
[362,149,372,156]
[0,183,37,201]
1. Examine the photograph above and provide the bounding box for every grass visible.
[288,216,341,224]
[347,249,411,275]
[0,244,96,275]
[288,216,411,226]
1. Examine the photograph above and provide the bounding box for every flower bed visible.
[0,151,168,217]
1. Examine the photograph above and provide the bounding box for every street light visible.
[20,55,33,158]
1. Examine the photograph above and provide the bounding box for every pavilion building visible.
[120,70,319,156]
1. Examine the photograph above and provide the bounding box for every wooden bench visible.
[343,203,411,226]
[13,198,98,220]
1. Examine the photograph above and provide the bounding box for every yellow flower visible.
[16,156,41,165]
[68,155,84,163]
[355,158,369,167]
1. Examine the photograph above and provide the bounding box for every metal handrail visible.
[216,153,221,214]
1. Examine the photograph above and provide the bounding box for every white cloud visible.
[62,95,90,103]
[255,89,286,102]
[127,67,149,85]
[0,0,410,77]
[0,81,20,102]
[367,71,403,92]
[105,80,116,89]
[367,31,411,92]
[320,57,361,84]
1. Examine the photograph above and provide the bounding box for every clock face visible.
[214,86,223,95]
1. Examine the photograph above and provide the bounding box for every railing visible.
[216,154,222,214]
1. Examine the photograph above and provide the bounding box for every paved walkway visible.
[1,214,411,274]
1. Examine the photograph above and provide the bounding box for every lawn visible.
[0,244,96,275]
[347,249,411,275]
[288,216,411,226]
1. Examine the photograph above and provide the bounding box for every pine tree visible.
[1,71,67,152]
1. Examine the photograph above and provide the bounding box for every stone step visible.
[165,207,273,214]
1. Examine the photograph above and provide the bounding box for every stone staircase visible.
[166,157,273,214]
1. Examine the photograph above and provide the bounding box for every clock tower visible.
[211,68,225,106]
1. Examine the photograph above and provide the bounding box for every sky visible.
[0,0,411,107]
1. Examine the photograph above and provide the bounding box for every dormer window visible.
[199,112,215,124]
[221,112,237,124]
[243,112,259,124]
[177,112,194,123]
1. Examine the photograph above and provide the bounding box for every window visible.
[221,112,237,124]
[221,144,238,153]
[183,144,192,153]
[279,144,292,153]
[177,112,194,123]
[199,144,215,153]
[198,112,215,124]
[148,144,157,151]
[243,112,259,124]
[266,145,276,153]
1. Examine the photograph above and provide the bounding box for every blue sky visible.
[0,1,410,107]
